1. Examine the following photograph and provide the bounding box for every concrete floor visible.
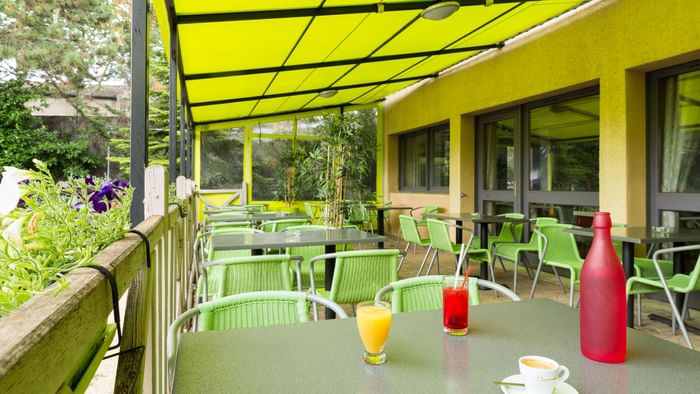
[88,239,700,392]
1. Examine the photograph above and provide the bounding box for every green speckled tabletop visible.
[173,300,700,393]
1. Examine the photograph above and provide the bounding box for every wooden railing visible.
[0,165,197,393]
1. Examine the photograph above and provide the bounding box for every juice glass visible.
[443,277,469,335]
[356,300,392,365]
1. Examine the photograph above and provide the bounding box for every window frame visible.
[476,86,600,222]
[398,123,450,193]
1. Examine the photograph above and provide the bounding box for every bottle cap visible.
[592,212,612,229]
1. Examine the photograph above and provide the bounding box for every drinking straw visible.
[460,267,472,290]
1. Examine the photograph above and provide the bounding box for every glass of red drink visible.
[443,276,469,335]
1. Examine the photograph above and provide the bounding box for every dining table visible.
[370,205,414,248]
[423,212,528,280]
[172,299,700,393]
[210,228,386,318]
[564,226,700,328]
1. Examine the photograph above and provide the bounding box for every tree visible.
[0,0,130,138]
[0,75,101,178]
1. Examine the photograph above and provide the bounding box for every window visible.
[476,88,600,224]
[251,120,294,201]
[648,60,700,231]
[200,128,244,189]
[399,125,449,192]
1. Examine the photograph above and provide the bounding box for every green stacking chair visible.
[627,244,700,349]
[304,202,324,224]
[58,323,116,394]
[398,215,432,274]
[374,275,521,313]
[285,224,332,290]
[200,255,299,302]
[309,249,400,317]
[471,213,526,255]
[346,203,374,232]
[244,204,266,212]
[167,291,348,381]
[492,217,559,293]
[425,218,490,276]
[529,223,584,307]
[259,218,310,232]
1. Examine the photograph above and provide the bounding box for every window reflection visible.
[200,128,244,189]
[529,95,600,192]
[483,119,515,191]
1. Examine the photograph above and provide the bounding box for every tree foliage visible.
[0,76,102,178]
[0,0,130,137]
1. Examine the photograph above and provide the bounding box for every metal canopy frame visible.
[176,0,530,24]
[155,0,588,125]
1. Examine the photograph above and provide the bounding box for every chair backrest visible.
[167,291,347,381]
[325,249,400,304]
[521,217,559,248]
[285,225,332,289]
[259,218,310,232]
[208,220,253,230]
[422,204,439,215]
[374,276,521,313]
[304,203,320,218]
[537,223,583,263]
[426,218,455,253]
[399,215,424,244]
[205,228,261,260]
[496,213,525,241]
[202,255,295,300]
[244,204,266,213]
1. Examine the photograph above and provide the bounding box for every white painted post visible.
[176,176,187,199]
[240,181,248,205]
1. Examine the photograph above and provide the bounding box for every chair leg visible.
[637,294,642,327]
[552,267,566,294]
[426,249,438,275]
[522,253,535,279]
[682,294,690,322]
[403,242,411,254]
[413,243,417,255]
[512,256,519,295]
[436,253,441,275]
[569,274,575,308]
[498,257,507,272]
[529,257,545,301]
[397,253,406,273]
[416,246,432,276]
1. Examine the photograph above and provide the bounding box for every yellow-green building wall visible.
[383,0,700,229]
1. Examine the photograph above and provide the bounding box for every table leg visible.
[377,210,385,249]
[324,244,337,319]
[622,242,634,328]
[455,220,463,244]
[479,222,489,281]
[252,249,263,256]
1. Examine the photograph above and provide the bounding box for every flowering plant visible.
[0,160,132,316]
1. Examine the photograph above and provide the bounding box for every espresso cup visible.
[518,355,570,394]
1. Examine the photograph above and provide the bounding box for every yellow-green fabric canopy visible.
[155,0,588,126]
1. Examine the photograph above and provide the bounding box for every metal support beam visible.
[176,0,532,24]
[185,44,501,81]
[179,96,186,178]
[129,0,150,225]
[189,74,436,107]
[193,99,383,127]
[168,8,178,183]
[187,121,194,178]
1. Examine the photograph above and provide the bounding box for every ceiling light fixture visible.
[319,90,338,98]
[421,1,460,21]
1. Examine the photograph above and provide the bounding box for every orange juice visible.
[356,303,392,354]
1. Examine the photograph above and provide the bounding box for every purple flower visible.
[84,176,95,186]
[111,180,129,189]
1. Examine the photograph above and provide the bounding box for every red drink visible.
[442,279,469,335]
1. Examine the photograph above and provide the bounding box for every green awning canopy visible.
[154,0,588,127]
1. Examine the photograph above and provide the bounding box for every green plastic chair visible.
[258,218,310,232]
[374,275,521,313]
[471,213,526,254]
[167,291,348,381]
[530,223,584,307]
[207,220,253,231]
[492,217,559,293]
[398,215,432,274]
[58,323,116,394]
[200,255,299,302]
[346,203,374,232]
[309,249,400,317]
[627,244,700,349]
[284,224,332,290]
[425,218,490,276]
[244,204,267,212]
[304,202,324,224]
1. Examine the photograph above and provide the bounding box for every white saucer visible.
[499,374,578,394]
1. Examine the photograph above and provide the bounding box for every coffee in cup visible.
[518,355,569,394]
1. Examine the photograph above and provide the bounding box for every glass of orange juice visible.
[356,300,392,365]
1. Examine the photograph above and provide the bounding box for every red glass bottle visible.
[580,212,627,363]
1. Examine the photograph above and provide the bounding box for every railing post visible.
[115,165,168,393]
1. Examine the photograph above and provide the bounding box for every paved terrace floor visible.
[87,238,700,392]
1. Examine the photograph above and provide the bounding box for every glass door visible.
[476,109,521,216]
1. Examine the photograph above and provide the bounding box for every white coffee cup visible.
[518,355,570,394]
